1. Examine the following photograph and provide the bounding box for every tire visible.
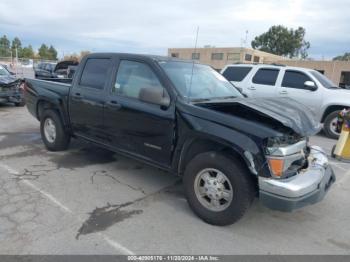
[324,111,341,139]
[40,109,70,151]
[183,152,255,226]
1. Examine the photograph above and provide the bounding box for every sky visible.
[0,0,349,59]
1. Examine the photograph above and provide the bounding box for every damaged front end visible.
[192,97,335,211]
[0,77,24,104]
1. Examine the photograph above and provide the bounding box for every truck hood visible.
[191,97,321,137]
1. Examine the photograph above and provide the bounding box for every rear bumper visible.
[259,146,336,212]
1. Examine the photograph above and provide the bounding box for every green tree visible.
[38,44,57,60]
[11,37,23,57]
[0,35,11,57]
[333,52,350,61]
[38,44,49,59]
[48,45,58,60]
[251,25,310,58]
[21,45,34,58]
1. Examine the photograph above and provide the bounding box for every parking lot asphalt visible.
[0,104,349,255]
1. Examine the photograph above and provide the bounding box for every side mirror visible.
[304,81,317,91]
[139,87,171,108]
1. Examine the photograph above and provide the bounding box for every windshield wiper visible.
[191,98,212,102]
[191,96,237,103]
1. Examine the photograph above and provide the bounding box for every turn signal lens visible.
[267,158,284,177]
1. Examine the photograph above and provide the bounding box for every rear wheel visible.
[184,152,255,226]
[324,111,341,139]
[40,109,70,151]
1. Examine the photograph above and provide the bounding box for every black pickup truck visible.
[24,53,335,225]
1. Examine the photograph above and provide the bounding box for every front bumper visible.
[259,146,336,212]
[0,89,24,103]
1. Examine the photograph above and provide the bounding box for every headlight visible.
[265,137,307,179]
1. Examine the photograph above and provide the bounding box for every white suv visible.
[221,64,350,139]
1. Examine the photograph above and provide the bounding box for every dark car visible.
[34,61,79,79]
[0,64,25,106]
[24,53,335,225]
[34,62,57,79]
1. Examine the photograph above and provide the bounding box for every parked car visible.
[34,62,57,79]
[24,53,335,225]
[35,60,79,79]
[221,64,350,139]
[0,64,25,106]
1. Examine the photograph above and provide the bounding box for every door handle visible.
[72,92,82,100]
[106,100,122,109]
[248,86,256,90]
[280,90,288,95]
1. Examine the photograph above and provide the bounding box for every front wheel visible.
[40,109,70,151]
[324,111,341,139]
[183,152,255,226]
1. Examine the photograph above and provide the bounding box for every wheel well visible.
[36,100,59,121]
[321,105,346,122]
[179,139,251,176]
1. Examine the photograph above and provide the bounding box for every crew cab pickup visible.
[24,53,335,225]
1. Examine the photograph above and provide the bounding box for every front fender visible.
[175,113,269,177]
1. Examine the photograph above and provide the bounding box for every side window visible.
[80,58,112,89]
[282,70,314,89]
[252,68,279,86]
[113,60,163,99]
[222,66,252,82]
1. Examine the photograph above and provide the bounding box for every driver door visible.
[103,59,175,166]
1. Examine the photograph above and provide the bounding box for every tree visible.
[0,35,11,57]
[11,37,22,57]
[38,44,49,59]
[48,45,58,60]
[333,52,350,61]
[251,25,310,58]
[21,45,34,58]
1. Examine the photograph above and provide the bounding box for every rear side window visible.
[80,58,112,89]
[282,70,313,89]
[252,68,279,86]
[222,66,252,82]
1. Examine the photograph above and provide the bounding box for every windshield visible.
[310,71,337,88]
[0,65,10,76]
[159,61,242,101]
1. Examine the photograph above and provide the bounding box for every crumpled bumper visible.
[0,89,24,103]
[259,146,336,212]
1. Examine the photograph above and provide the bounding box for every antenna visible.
[187,26,199,102]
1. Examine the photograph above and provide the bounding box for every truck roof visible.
[84,52,198,64]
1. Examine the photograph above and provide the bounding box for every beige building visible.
[168,47,286,70]
[168,47,350,86]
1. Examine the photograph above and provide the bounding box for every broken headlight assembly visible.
[265,136,308,179]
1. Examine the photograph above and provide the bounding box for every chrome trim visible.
[259,146,329,198]
[267,140,307,156]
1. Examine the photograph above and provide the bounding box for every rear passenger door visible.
[69,56,114,141]
[279,69,322,114]
[103,59,175,167]
[247,68,280,98]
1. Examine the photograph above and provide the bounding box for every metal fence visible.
[0,57,58,79]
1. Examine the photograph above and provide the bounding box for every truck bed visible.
[24,78,71,120]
